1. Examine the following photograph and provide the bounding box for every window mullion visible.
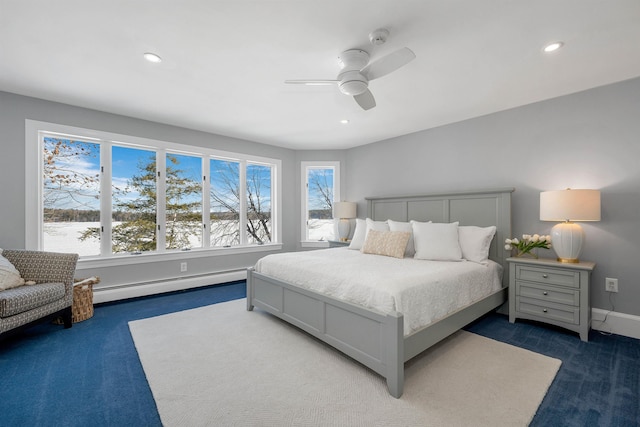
[101,143,112,256]
[202,157,211,247]
[239,160,247,245]
[156,150,167,251]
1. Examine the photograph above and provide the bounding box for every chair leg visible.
[62,307,73,329]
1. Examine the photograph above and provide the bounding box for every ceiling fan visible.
[285,28,416,111]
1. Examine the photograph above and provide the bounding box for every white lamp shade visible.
[540,189,601,222]
[333,201,357,219]
[540,189,601,263]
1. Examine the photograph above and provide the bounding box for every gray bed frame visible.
[246,188,514,398]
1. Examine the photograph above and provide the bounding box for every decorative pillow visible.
[349,218,389,250]
[0,251,25,291]
[388,219,426,258]
[361,230,411,259]
[458,225,497,265]
[412,221,463,261]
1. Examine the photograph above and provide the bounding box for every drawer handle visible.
[543,291,548,296]
[542,274,549,278]
[542,308,548,313]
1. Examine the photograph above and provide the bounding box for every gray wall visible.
[345,77,640,316]
[3,76,639,315]
[0,91,297,289]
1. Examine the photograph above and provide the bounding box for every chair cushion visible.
[0,282,66,318]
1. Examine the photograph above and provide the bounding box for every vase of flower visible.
[505,234,552,259]
[515,248,538,258]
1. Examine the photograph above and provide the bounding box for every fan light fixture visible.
[143,52,162,63]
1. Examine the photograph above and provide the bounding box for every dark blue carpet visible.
[466,314,640,427]
[1,281,638,426]
[0,281,245,427]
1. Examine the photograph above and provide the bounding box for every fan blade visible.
[361,47,416,81]
[354,89,376,110]
[284,80,338,85]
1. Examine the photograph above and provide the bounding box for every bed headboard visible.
[366,188,514,286]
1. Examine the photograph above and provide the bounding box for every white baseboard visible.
[93,270,247,304]
[591,308,640,340]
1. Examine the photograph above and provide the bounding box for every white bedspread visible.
[254,248,503,336]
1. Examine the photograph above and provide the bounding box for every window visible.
[43,137,101,256]
[27,121,281,259]
[301,161,340,244]
[209,158,240,247]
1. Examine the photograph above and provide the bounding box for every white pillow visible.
[412,221,462,261]
[458,225,497,265]
[388,219,427,258]
[350,218,390,250]
[0,251,25,291]
[348,218,367,250]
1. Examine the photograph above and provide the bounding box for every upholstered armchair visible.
[0,249,78,336]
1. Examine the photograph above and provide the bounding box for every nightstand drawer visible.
[516,281,579,306]
[517,297,579,325]
[516,265,579,288]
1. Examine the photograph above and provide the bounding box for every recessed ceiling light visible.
[143,52,162,63]
[340,119,349,124]
[543,42,564,53]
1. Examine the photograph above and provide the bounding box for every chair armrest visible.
[2,250,79,287]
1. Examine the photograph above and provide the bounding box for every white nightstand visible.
[507,257,595,342]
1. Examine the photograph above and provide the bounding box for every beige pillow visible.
[361,230,411,259]
[0,253,25,291]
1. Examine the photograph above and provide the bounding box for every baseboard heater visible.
[92,268,248,304]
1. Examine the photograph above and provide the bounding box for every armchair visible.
[0,249,79,336]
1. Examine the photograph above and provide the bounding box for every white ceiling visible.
[2,1,640,150]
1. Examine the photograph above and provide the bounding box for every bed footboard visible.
[247,268,405,398]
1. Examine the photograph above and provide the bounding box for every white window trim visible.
[25,120,282,265]
[300,161,340,248]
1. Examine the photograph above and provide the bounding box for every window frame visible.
[26,120,282,266]
[300,161,340,248]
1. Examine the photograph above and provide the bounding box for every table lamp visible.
[540,189,601,263]
[333,201,357,242]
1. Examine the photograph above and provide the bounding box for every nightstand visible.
[507,257,595,342]
[328,240,350,248]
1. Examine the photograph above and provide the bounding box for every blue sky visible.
[44,137,271,212]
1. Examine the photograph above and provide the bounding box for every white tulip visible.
[505,244,512,250]
[512,238,519,244]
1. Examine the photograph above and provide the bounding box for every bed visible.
[246,188,513,398]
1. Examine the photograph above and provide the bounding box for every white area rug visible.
[129,299,561,427]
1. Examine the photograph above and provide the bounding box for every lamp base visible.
[337,218,351,242]
[550,221,584,264]
[556,257,580,264]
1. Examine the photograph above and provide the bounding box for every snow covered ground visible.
[44,219,337,256]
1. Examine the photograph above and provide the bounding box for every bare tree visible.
[43,138,100,220]
[209,162,271,245]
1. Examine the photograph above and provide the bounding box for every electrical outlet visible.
[605,277,618,293]
[180,262,188,273]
